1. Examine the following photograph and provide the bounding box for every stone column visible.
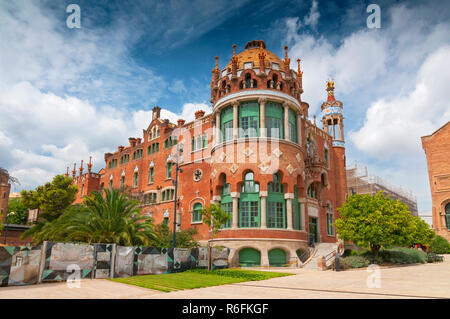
[233,101,239,139]
[299,198,306,230]
[332,118,336,140]
[284,102,290,141]
[231,192,240,229]
[259,97,266,138]
[215,112,221,145]
[260,191,268,229]
[285,193,294,230]
[297,111,302,145]
[260,247,270,267]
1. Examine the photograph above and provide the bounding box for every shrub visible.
[430,236,450,254]
[339,256,370,269]
[378,247,427,264]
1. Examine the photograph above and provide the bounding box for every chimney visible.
[177,119,185,127]
[128,138,137,147]
[195,110,205,120]
[152,106,161,120]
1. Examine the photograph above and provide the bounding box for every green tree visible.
[430,235,450,254]
[23,188,156,246]
[409,216,435,247]
[335,192,416,255]
[7,198,28,224]
[200,203,232,270]
[21,174,78,240]
[150,223,198,248]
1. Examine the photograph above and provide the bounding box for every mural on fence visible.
[93,244,114,279]
[0,242,230,287]
[0,245,42,287]
[134,247,168,275]
[42,242,94,281]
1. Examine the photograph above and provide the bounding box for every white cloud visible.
[350,45,450,158]
[304,0,320,28]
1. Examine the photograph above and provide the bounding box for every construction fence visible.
[0,242,230,287]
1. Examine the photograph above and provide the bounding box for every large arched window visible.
[265,102,284,139]
[239,101,259,138]
[446,203,450,230]
[307,183,318,199]
[239,172,260,228]
[267,173,286,228]
[221,176,232,228]
[192,202,203,223]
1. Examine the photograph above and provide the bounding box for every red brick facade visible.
[72,41,348,266]
[0,170,11,222]
[422,121,450,241]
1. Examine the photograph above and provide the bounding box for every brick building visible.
[72,40,347,266]
[422,121,450,241]
[0,168,12,222]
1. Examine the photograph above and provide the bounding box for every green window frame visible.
[267,173,286,229]
[326,213,334,235]
[239,101,259,138]
[307,183,318,199]
[120,175,125,189]
[445,203,450,230]
[133,172,138,188]
[324,148,329,163]
[239,172,260,228]
[192,202,203,223]
[221,177,232,228]
[265,102,284,139]
[163,217,169,227]
[292,186,301,230]
[109,179,113,189]
[202,133,208,148]
[288,108,297,143]
[148,167,154,184]
[221,106,234,142]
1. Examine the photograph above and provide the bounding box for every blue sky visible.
[1,0,449,213]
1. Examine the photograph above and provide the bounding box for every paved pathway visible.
[1,256,449,299]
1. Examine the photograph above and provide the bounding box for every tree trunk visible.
[371,244,381,256]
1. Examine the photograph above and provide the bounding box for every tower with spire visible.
[321,80,344,147]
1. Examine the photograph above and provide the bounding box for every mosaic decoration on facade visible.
[0,245,42,287]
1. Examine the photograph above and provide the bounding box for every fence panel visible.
[93,244,114,279]
[42,242,95,282]
[133,247,168,275]
[0,245,42,287]
[114,246,135,277]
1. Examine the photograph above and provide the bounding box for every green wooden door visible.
[268,249,286,266]
[309,217,318,243]
[239,248,261,267]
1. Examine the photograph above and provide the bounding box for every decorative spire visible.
[258,40,266,74]
[231,45,238,78]
[211,56,220,87]
[284,45,291,75]
[326,80,335,101]
[87,156,92,173]
[79,159,84,176]
[65,166,69,177]
[297,59,303,78]
[72,163,76,179]
[258,40,266,59]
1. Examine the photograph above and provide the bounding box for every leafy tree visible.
[7,198,28,224]
[21,174,78,240]
[335,191,417,255]
[150,223,198,248]
[22,188,156,246]
[200,203,232,270]
[409,216,435,247]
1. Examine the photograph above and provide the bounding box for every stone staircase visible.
[302,242,338,270]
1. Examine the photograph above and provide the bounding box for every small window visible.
[192,203,203,223]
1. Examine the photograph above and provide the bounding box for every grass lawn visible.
[110,268,293,292]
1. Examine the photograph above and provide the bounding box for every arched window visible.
[239,171,260,228]
[267,173,286,229]
[192,202,203,223]
[133,171,138,188]
[245,74,251,88]
[446,203,450,230]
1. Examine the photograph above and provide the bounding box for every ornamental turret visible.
[321,80,344,147]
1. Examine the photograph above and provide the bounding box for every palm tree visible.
[24,189,156,246]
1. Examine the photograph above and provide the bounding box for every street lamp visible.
[168,143,183,249]
[3,212,16,244]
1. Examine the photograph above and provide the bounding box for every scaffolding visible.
[346,161,418,216]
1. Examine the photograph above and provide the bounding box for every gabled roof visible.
[422,121,450,139]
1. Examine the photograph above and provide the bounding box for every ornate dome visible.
[225,40,286,71]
